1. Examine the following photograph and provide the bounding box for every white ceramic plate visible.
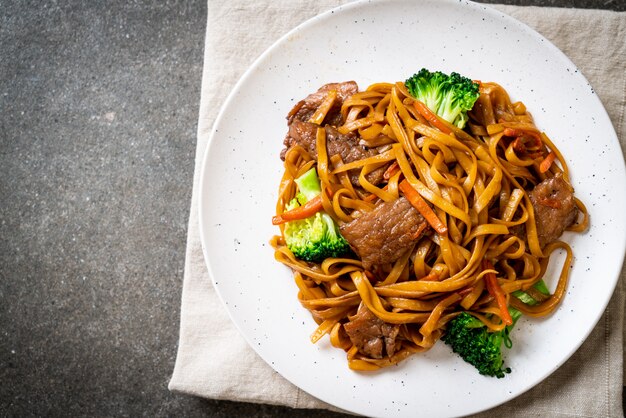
[198,1,626,416]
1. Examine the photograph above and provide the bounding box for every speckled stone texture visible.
[0,0,622,417]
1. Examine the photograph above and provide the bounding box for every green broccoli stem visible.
[294,167,321,202]
[512,279,550,306]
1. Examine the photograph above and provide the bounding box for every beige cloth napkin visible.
[169,2,626,416]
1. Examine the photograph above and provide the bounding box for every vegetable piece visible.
[383,161,400,180]
[503,127,542,144]
[441,308,522,378]
[539,151,556,173]
[272,168,324,225]
[413,100,452,134]
[272,195,323,225]
[533,279,550,295]
[280,167,350,262]
[405,68,480,129]
[483,260,513,326]
[294,164,323,200]
[399,180,448,235]
[513,279,550,305]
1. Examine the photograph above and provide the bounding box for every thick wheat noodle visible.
[271,80,589,370]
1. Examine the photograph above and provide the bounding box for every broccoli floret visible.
[284,168,350,262]
[441,308,522,378]
[405,68,480,129]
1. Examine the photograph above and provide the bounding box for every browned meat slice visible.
[343,304,400,359]
[287,81,358,126]
[282,121,387,186]
[340,197,428,270]
[529,174,578,248]
[282,120,318,156]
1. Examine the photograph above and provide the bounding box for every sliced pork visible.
[528,174,578,248]
[282,121,387,186]
[343,304,400,359]
[340,197,429,270]
[287,81,358,126]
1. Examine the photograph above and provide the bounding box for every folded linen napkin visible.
[169,2,626,416]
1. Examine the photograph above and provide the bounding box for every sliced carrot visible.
[364,270,377,282]
[383,161,400,180]
[412,100,452,134]
[482,259,513,326]
[503,127,543,148]
[398,180,448,235]
[539,151,556,173]
[411,221,428,240]
[503,127,539,139]
[511,137,526,153]
[363,193,377,203]
[272,195,323,225]
[503,127,521,137]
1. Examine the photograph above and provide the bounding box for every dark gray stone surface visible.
[0,0,622,417]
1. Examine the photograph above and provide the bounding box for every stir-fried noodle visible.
[271,80,588,371]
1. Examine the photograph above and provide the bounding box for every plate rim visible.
[198,0,626,416]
